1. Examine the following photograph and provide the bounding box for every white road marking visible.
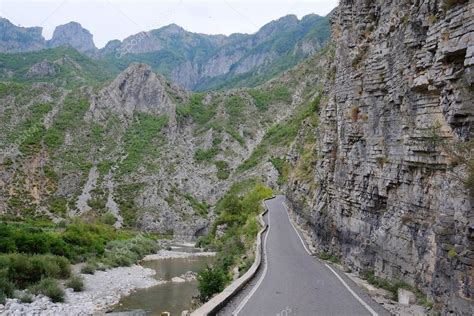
[282,200,379,316]
[232,200,271,316]
[282,201,311,255]
[325,264,378,316]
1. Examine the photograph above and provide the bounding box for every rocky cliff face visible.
[0,18,46,53]
[49,22,96,53]
[288,0,473,313]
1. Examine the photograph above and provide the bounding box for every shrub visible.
[18,292,34,303]
[0,270,14,300]
[81,261,97,274]
[102,235,158,268]
[66,275,84,292]
[30,278,64,303]
[2,254,70,288]
[197,267,227,302]
[215,160,230,180]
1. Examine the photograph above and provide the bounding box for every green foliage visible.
[43,128,64,149]
[448,247,457,258]
[0,47,116,88]
[18,292,34,303]
[29,278,65,302]
[248,85,291,112]
[115,183,145,227]
[238,94,320,172]
[225,96,245,128]
[102,235,158,268]
[318,251,340,263]
[0,269,14,301]
[0,253,70,289]
[120,113,168,174]
[362,271,411,300]
[197,181,271,302]
[215,160,230,180]
[80,261,97,275]
[195,147,219,162]
[197,266,227,302]
[100,213,117,225]
[184,194,209,217]
[66,275,84,292]
[176,93,216,126]
[49,197,68,216]
[443,0,468,11]
[270,157,290,185]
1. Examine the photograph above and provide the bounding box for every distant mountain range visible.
[0,15,330,90]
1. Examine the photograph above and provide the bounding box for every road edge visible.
[190,197,273,316]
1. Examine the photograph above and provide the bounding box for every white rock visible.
[398,288,417,305]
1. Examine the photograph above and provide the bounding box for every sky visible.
[0,0,338,48]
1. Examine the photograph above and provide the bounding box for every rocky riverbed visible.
[0,249,216,316]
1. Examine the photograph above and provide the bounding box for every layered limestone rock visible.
[288,0,473,313]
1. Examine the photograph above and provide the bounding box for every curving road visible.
[225,195,389,316]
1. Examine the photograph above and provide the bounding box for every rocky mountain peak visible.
[88,63,181,122]
[0,17,46,53]
[49,21,96,52]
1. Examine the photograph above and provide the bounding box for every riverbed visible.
[111,244,215,315]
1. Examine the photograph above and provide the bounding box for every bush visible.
[30,278,64,303]
[66,275,84,292]
[197,267,227,302]
[102,235,158,268]
[18,292,33,303]
[80,261,97,274]
[0,270,14,300]
[2,254,70,288]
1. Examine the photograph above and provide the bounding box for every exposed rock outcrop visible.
[288,0,473,313]
[88,63,182,125]
[25,59,58,78]
[0,18,46,53]
[49,22,96,53]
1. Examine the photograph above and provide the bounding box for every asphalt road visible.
[227,195,389,316]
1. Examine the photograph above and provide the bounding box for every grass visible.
[184,194,209,217]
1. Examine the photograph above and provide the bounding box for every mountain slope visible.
[0,47,327,237]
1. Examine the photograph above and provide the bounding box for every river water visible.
[111,244,215,316]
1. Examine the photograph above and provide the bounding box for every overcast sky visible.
[0,0,338,48]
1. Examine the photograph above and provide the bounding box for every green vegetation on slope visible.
[0,47,116,88]
[119,113,168,174]
[196,179,272,301]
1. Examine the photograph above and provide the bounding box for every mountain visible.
[0,47,327,236]
[0,14,330,90]
[103,14,330,90]
[49,22,96,53]
[0,46,115,87]
[0,18,46,53]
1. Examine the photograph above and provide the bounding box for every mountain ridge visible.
[0,14,330,90]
